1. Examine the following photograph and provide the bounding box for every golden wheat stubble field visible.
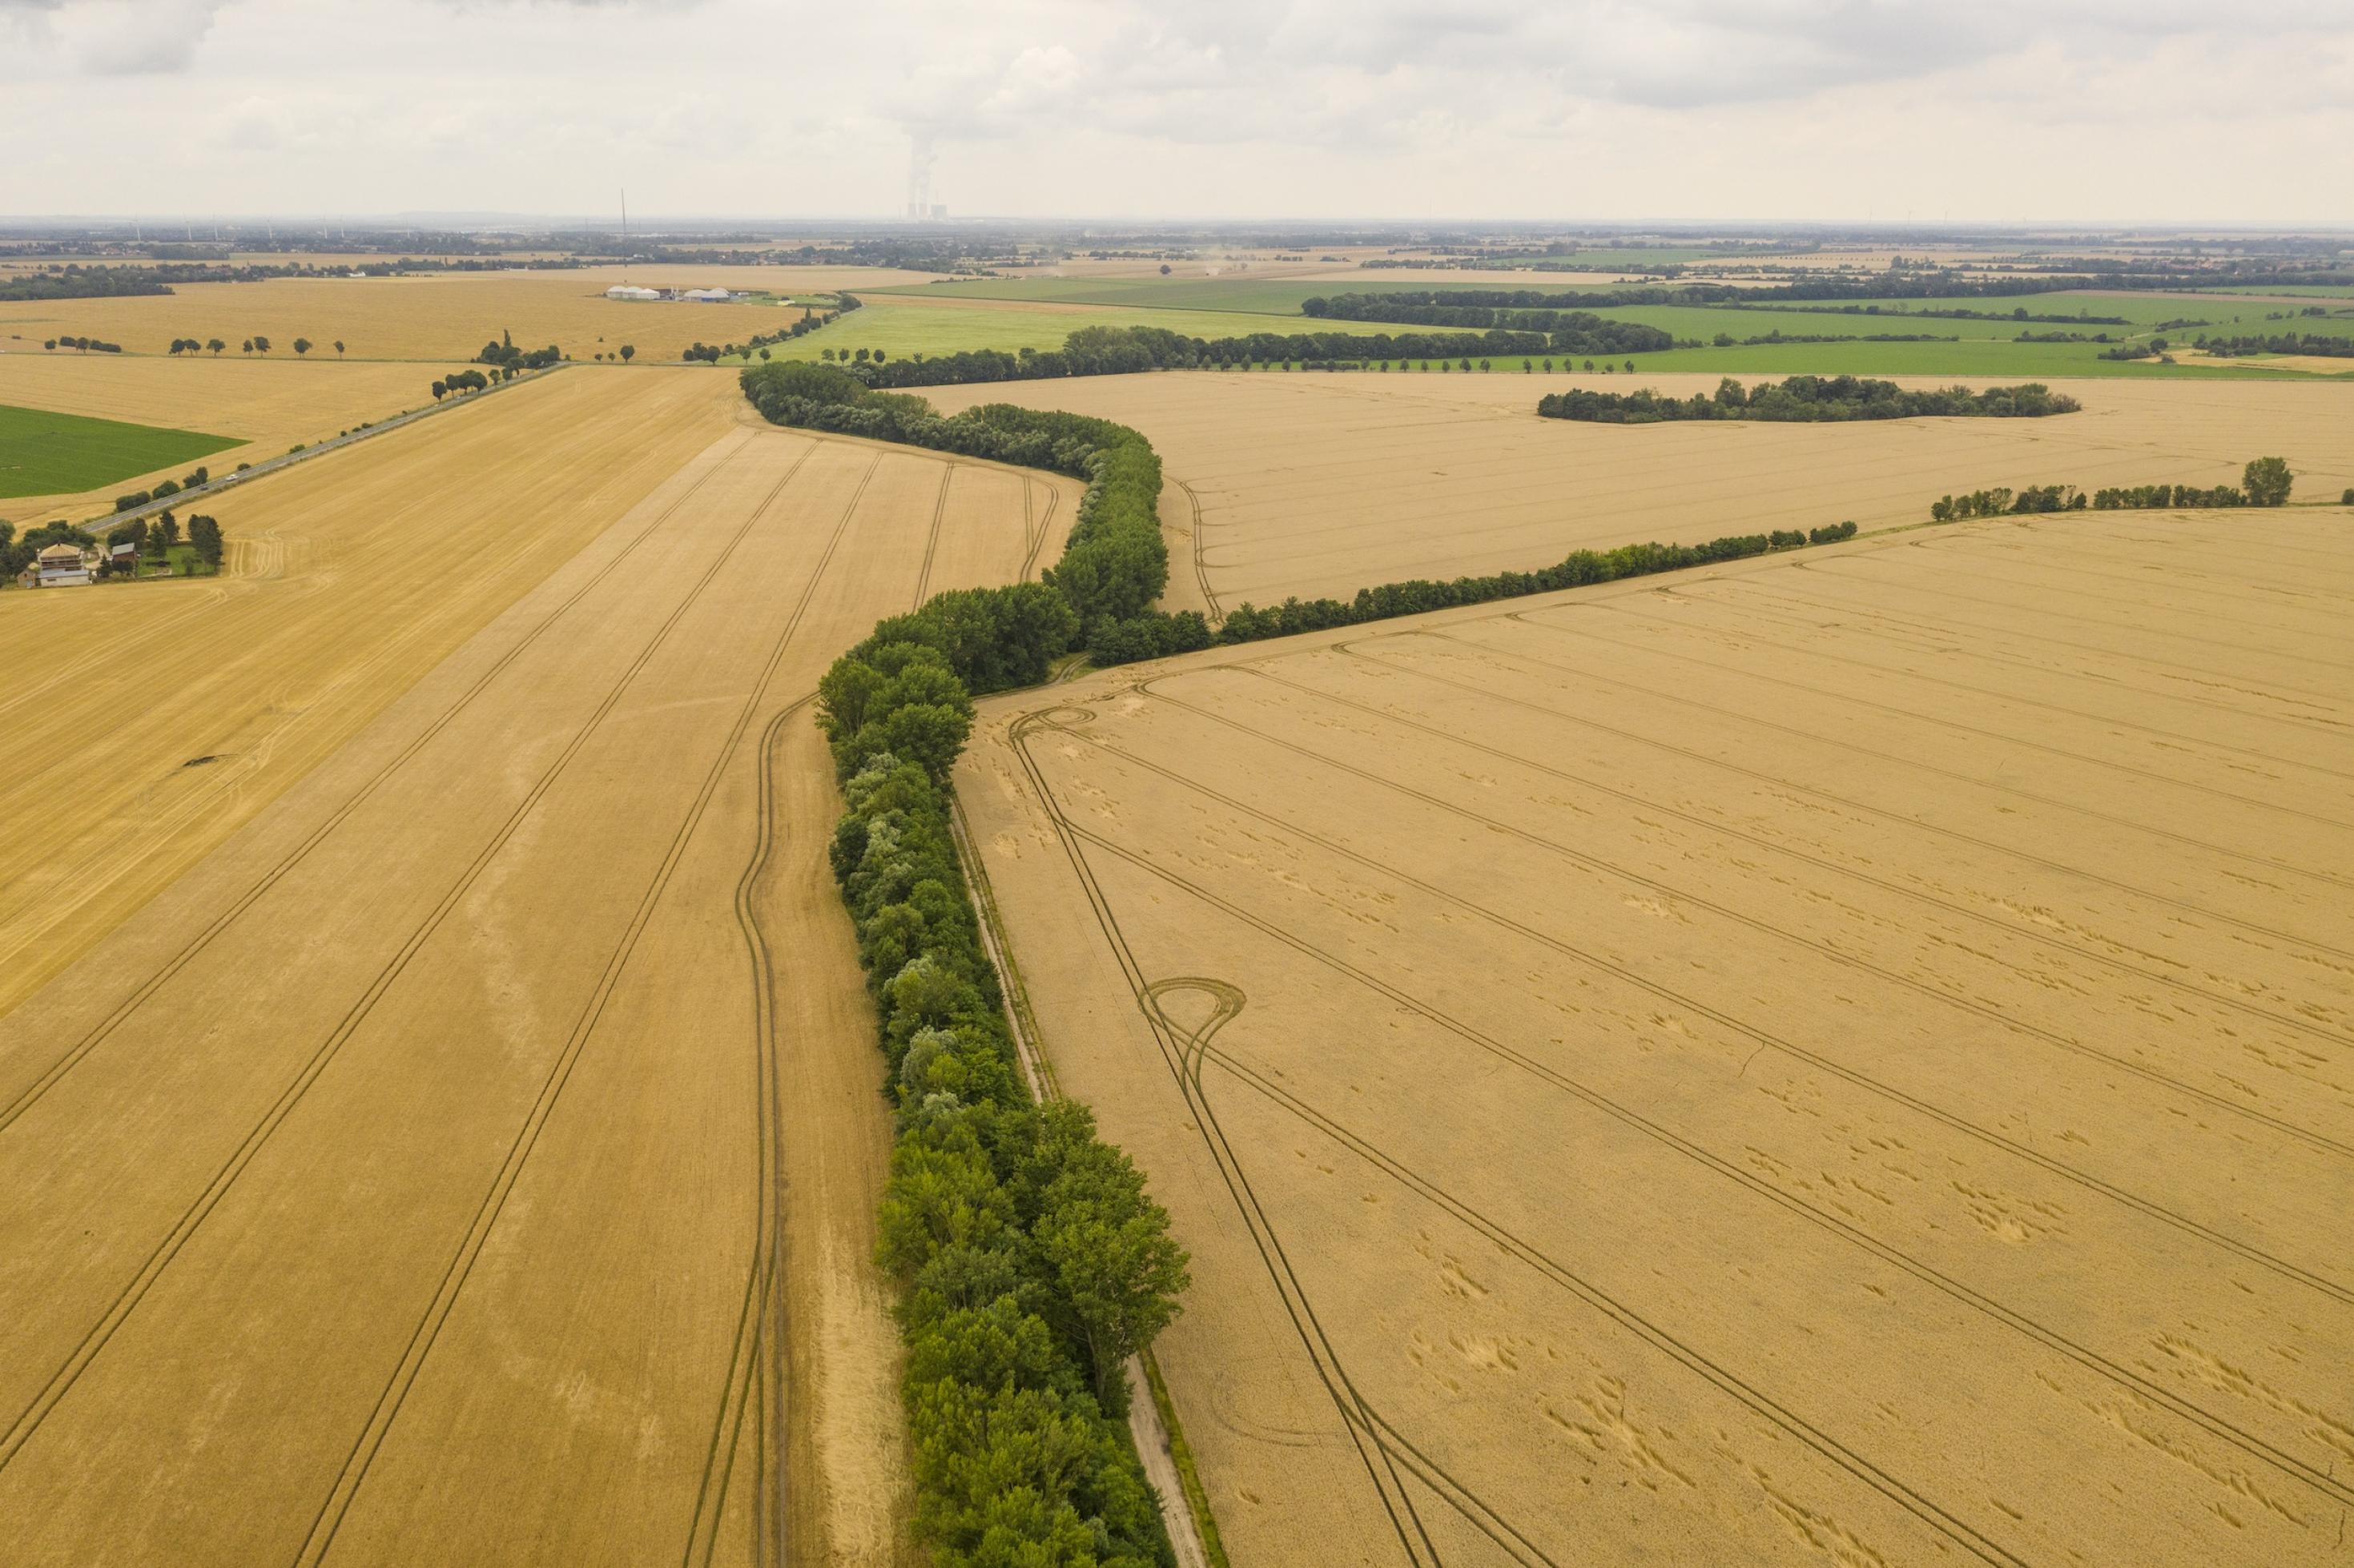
[926,374,2354,618]
[0,351,437,517]
[0,400,1075,1564]
[958,505,2354,1566]
[0,366,744,1015]
[0,263,936,365]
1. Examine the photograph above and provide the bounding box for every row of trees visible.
[1125,524,1861,656]
[1929,458,2295,521]
[42,336,123,352]
[1538,376,2083,424]
[754,359,1190,1563]
[476,332,561,371]
[799,324,1667,395]
[2190,332,2354,359]
[430,368,496,399]
[112,464,210,513]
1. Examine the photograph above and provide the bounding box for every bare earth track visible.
[0,408,1073,1564]
[956,506,2354,1566]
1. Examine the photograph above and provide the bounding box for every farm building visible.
[35,544,93,587]
[604,285,662,301]
[682,287,734,303]
[108,540,139,573]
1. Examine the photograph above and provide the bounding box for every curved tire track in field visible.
[1043,702,2354,1292]
[1143,677,2354,1147]
[684,688,816,1568]
[1004,709,1448,1568]
[0,429,763,1139]
[1092,684,2354,1510]
[293,453,879,1566]
[1011,708,2040,1568]
[1178,479,1223,623]
[0,439,798,1486]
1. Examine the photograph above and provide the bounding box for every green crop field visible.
[860,275,1618,316]
[721,299,1405,365]
[0,403,240,500]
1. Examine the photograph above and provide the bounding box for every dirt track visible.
[956,505,2354,1566]
[0,412,1072,1563]
[927,373,2354,615]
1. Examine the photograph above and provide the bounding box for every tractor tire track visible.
[0,428,763,1138]
[0,439,798,1481]
[295,452,877,1566]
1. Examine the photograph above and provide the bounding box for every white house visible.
[35,543,93,587]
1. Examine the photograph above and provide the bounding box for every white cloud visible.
[0,0,2348,222]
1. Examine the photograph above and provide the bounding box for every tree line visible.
[1092,524,1862,661]
[476,332,561,371]
[749,356,1190,1564]
[1538,376,2082,424]
[1297,295,1678,348]
[2190,332,2354,359]
[802,323,1664,396]
[42,336,123,353]
[113,462,211,513]
[1929,457,2295,521]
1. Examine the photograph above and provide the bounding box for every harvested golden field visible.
[0,409,1075,1564]
[957,505,2354,1566]
[0,352,435,517]
[0,264,934,364]
[927,372,2354,616]
[0,367,742,1014]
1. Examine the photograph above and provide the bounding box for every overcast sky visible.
[5,0,2351,225]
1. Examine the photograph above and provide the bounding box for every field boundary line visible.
[0,441,787,1482]
[296,449,872,1566]
[0,425,763,1137]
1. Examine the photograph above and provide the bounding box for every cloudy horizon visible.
[5,0,2351,225]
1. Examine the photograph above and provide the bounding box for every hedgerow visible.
[746,358,1190,1566]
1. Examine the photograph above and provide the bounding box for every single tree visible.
[253,336,272,353]
[758,348,771,360]
[431,380,447,401]
[2243,456,2294,507]
[619,344,635,363]
[292,337,312,356]
[207,338,225,356]
[1158,263,1172,275]
[333,340,344,356]
[241,339,254,353]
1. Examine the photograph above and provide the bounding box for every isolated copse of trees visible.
[1537,376,2082,424]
